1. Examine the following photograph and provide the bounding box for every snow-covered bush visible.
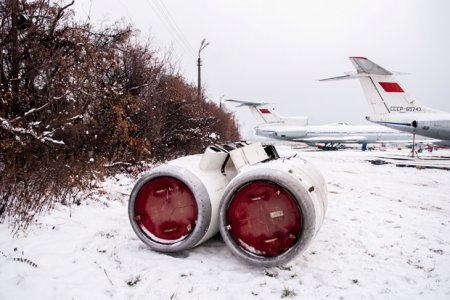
[0,0,239,230]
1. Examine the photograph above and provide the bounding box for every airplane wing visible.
[225,99,270,107]
[318,74,357,82]
[349,57,392,75]
[376,138,436,144]
[226,99,301,125]
[295,136,368,143]
[319,57,406,82]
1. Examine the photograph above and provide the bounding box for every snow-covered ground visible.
[1,147,449,300]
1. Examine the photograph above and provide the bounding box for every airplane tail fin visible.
[226,99,296,124]
[320,57,435,115]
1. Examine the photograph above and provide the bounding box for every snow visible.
[0,117,64,145]
[1,147,450,300]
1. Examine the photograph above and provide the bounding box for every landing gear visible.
[321,143,342,151]
[409,133,419,158]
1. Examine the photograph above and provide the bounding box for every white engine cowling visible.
[128,154,225,252]
[218,157,327,267]
[129,142,328,266]
[128,142,269,252]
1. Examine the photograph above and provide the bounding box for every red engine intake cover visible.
[226,181,302,256]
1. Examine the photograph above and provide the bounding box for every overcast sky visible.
[73,0,450,138]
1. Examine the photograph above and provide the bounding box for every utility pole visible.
[219,95,224,111]
[197,38,209,98]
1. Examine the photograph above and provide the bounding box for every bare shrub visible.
[0,0,239,231]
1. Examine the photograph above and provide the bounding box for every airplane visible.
[320,57,450,148]
[226,99,429,150]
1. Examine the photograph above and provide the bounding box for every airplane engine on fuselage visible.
[274,129,308,139]
[412,119,450,139]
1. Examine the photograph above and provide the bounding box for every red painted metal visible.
[135,177,198,242]
[259,108,271,114]
[379,82,404,93]
[226,181,302,256]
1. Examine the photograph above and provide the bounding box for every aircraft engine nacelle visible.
[412,120,433,131]
[219,157,327,267]
[129,154,224,252]
[275,129,307,139]
[128,142,270,252]
[129,142,328,266]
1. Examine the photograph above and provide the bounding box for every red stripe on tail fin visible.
[259,108,271,114]
[379,82,404,93]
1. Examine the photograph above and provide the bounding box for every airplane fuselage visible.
[367,112,450,142]
[255,123,421,145]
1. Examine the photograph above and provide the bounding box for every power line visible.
[154,0,196,55]
[144,0,196,58]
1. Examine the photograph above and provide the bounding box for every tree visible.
[0,0,240,230]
